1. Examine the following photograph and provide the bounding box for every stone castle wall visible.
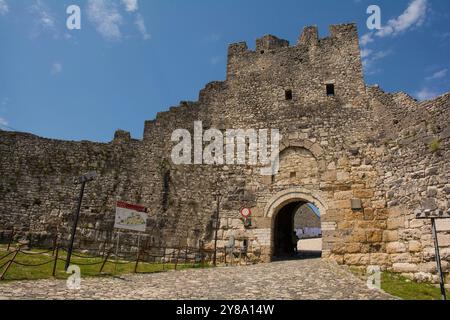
[0,23,448,282]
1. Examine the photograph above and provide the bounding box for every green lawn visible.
[350,266,449,300]
[0,245,206,282]
[381,272,449,300]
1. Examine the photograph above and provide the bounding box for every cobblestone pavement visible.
[0,259,394,300]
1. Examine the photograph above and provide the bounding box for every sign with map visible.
[114,201,148,232]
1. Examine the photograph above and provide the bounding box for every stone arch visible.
[265,188,328,259]
[279,138,324,160]
[264,187,328,219]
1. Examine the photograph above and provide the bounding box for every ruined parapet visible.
[297,25,318,46]
[225,23,365,106]
[256,35,289,52]
[113,129,131,143]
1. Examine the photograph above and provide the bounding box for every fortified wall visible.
[0,23,449,283]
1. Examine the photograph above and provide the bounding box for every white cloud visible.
[360,0,429,47]
[135,13,150,40]
[51,62,63,75]
[87,0,123,41]
[360,1,428,75]
[0,117,8,129]
[362,50,392,75]
[87,0,150,42]
[415,87,438,101]
[0,0,8,15]
[360,48,373,59]
[425,68,447,81]
[122,0,138,12]
[360,33,374,46]
[376,0,428,37]
[30,0,56,30]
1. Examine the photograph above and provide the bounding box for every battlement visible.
[228,23,358,57]
[226,23,361,83]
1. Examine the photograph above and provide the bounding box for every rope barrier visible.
[17,249,54,256]
[0,260,11,270]
[1,232,221,281]
[12,260,54,267]
[0,251,14,261]
[61,259,104,266]
[59,249,98,259]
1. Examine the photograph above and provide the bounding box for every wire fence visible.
[0,228,251,281]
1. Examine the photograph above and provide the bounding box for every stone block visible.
[391,253,412,263]
[436,220,450,232]
[363,208,374,220]
[366,230,382,243]
[353,189,374,199]
[370,253,390,266]
[408,240,422,252]
[344,254,369,266]
[345,243,361,253]
[383,230,399,242]
[438,234,450,247]
[392,263,418,273]
[387,217,404,230]
[409,219,425,229]
[386,242,407,254]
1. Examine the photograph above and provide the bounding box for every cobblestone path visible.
[0,259,393,300]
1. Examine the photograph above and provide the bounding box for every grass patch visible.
[349,267,449,300]
[429,138,442,153]
[0,245,207,283]
[381,272,448,300]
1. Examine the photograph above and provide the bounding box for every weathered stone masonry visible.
[0,23,449,283]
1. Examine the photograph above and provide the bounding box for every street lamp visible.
[65,171,97,271]
[212,190,224,267]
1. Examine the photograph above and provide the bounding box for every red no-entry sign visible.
[240,207,252,218]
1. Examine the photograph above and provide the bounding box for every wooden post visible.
[7,229,14,252]
[162,247,166,271]
[114,231,121,274]
[52,234,58,257]
[0,248,19,280]
[200,242,205,267]
[52,246,59,277]
[134,250,141,274]
[134,239,142,274]
[99,251,111,274]
[101,237,108,258]
[175,248,180,270]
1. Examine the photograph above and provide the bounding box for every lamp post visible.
[212,191,224,267]
[65,171,97,271]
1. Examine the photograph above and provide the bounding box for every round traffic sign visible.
[240,207,252,218]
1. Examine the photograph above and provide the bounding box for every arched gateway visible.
[264,188,328,260]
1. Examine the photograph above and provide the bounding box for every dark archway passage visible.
[273,201,322,260]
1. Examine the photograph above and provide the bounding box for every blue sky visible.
[0,0,449,142]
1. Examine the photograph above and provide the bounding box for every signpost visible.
[240,207,252,228]
[113,201,148,272]
[416,208,450,301]
[114,201,148,232]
